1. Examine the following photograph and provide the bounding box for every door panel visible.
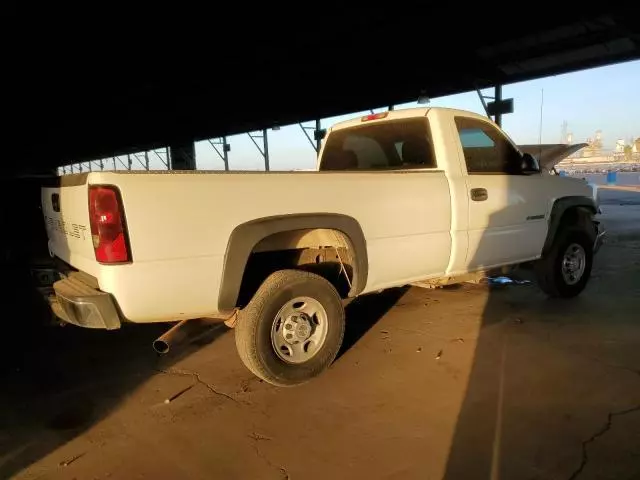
[454,116,548,270]
[466,175,547,269]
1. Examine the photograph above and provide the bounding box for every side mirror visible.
[521,153,540,173]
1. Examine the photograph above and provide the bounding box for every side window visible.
[455,117,523,174]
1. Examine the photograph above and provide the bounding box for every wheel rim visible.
[561,243,586,286]
[271,296,329,364]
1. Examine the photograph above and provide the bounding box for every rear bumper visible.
[51,274,121,330]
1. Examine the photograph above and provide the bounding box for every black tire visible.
[535,228,593,298]
[235,269,345,386]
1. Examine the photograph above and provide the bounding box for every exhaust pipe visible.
[153,318,226,355]
[153,319,190,354]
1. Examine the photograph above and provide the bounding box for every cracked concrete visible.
[568,405,640,480]
[155,367,241,404]
[251,439,290,480]
[2,187,639,479]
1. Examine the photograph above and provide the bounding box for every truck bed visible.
[42,170,453,322]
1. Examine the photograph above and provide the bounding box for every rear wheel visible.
[235,269,345,386]
[535,228,593,298]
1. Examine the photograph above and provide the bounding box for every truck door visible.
[454,116,548,270]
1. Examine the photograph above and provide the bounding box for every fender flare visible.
[543,196,597,254]
[218,213,368,312]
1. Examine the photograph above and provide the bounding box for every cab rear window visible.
[320,118,437,171]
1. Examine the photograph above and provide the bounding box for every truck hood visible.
[518,143,587,171]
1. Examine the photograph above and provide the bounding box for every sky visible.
[74,60,639,173]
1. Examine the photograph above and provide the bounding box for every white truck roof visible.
[329,107,493,131]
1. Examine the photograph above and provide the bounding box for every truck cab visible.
[320,108,600,273]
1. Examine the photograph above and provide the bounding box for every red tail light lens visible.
[88,186,130,263]
[361,112,388,122]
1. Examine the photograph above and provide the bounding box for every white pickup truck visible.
[41,107,604,386]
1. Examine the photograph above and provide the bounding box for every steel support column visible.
[248,129,270,171]
[494,84,503,127]
[169,142,196,170]
[299,121,323,154]
[152,148,169,170]
[315,119,322,152]
[208,137,231,170]
[264,129,269,171]
[476,87,492,118]
[477,83,511,126]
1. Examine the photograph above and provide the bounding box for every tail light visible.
[88,186,130,263]
[361,112,388,122]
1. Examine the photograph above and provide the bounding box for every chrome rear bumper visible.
[51,273,121,330]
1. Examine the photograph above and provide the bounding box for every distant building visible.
[583,130,603,157]
[634,138,640,154]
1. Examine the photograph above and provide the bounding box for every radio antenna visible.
[538,88,544,161]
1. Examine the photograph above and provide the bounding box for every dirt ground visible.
[1,187,639,480]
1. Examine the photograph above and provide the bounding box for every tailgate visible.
[41,176,96,267]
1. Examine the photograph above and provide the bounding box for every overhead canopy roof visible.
[5,8,639,173]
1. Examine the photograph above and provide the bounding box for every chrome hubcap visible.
[561,243,586,285]
[271,296,328,364]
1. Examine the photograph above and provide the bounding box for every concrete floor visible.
[1,188,639,480]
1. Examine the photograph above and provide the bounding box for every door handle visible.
[470,188,488,201]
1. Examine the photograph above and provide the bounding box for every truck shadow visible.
[440,176,550,479]
[0,246,229,479]
[339,287,409,358]
[441,187,640,479]
[0,261,404,479]
[0,296,229,479]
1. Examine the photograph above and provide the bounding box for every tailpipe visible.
[153,318,226,355]
[153,320,189,354]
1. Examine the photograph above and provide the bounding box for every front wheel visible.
[235,270,345,386]
[535,228,593,298]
